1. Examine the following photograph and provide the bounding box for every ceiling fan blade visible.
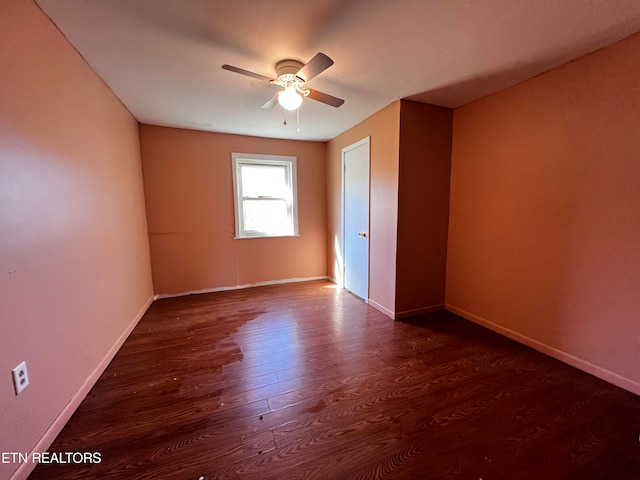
[296,53,334,83]
[261,94,279,109]
[307,89,345,108]
[221,64,273,83]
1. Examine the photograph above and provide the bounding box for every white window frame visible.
[232,153,299,239]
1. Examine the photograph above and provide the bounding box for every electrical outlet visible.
[12,361,29,395]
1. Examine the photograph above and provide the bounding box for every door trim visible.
[341,136,370,301]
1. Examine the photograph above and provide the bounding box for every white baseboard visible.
[395,304,444,319]
[446,304,640,397]
[154,276,330,300]
[368,299,395,319]
[11,295,154,480]
[368,301,444,320]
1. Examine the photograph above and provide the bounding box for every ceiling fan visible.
[222,52,345,111]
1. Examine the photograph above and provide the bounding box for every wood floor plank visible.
[28,280,640,479]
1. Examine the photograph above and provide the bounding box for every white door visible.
[342,137,370,301]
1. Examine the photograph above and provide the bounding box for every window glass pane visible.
[241,165,288,198]
[242,199,291,235]
[232,154,298,238]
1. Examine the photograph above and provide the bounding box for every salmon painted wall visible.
[447,32,640,394]
[140,125,327,295]
[327,102,401,317]
[396,101,452,317]
[0,2,153,479]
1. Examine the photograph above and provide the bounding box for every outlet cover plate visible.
[12,361,29,395]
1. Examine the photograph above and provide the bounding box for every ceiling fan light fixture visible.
[278,86,303,111]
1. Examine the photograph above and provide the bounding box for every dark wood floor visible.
[30,280,640,479]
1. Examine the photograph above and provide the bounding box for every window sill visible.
[233,234,300,240]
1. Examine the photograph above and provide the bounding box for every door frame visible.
[341,136,370,301]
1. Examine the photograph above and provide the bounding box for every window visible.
[232,153,298,238]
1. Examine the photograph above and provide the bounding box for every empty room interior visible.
[2,1,640,479]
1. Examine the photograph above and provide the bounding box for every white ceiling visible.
[36,0,640,141]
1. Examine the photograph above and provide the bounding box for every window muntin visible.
[232,154,298,238]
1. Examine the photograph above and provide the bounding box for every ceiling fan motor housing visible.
[275,59,305,84]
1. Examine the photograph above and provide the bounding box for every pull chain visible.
[281,108,300,131]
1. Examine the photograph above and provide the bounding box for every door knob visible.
[358,232,367,238]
